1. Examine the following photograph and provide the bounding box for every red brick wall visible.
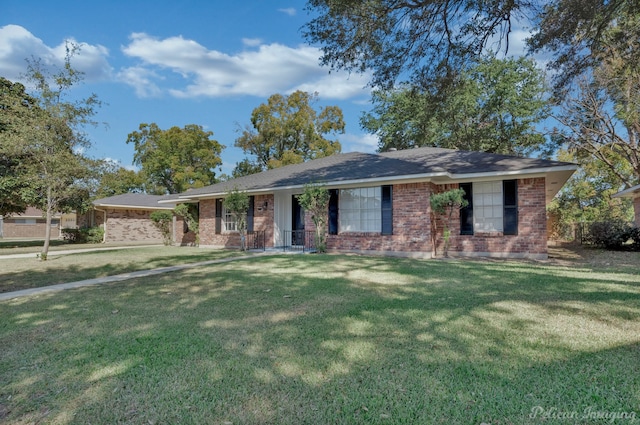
[2,218,61,238]
[174,216,197,246]
[326,182,432,254]
[449,177,547,257]
[103,209,165,243]
[199,194,274,248]
[325,178,548,258]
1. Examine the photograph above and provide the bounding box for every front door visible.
[292,195,305,246]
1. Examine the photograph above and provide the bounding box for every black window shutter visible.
[459,183,474,235]
[381,185,393,235]
[215,198,222,234]
[503,180,518,235]
[247,196,255,232]
[328,189,339,235]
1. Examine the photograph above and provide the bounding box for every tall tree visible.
[304,0,638,93]
[91,159,144,199]
[362,56,551,155]
[0,77,35,215]
[304,0,528,91]
[127,123,223,194]
[0,46,101,259]
[234,90,344,175]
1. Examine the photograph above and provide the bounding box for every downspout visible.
[94,208,107,243]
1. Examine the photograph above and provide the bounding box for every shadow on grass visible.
[0,248,246,293]
[1,255,639,424]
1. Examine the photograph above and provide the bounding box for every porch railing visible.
[246,230,266,251]
[282,230,316,252]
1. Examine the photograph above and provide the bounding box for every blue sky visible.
[0,0,378,176]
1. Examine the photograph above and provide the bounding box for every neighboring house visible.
[0,207,75,239]
[613,184,640,224]
[86,194,195,245]
[164,147,577,259]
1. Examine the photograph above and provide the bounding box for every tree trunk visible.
[41,188,52,261]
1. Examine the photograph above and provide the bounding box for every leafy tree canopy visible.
[127,123,223,194]
[304,0,639,94]
[234,90,344,176]
[362,55,551,156]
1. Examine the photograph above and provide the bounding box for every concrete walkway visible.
[0,253,271,301]
[0,245,163,260]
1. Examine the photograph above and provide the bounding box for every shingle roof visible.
[92,193,175,209]
[178,147,576,200]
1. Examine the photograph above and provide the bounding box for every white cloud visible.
[0,24,111,83]
[242,37,263,47]
[278,8,297,16]
[341,133,379,153]
[117,66,163,97]
[120,32,371,100]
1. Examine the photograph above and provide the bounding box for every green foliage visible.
[362,56,551,156]
[62,226,105,244]
[127,123,223,194]
[296,183,330,253]
[91,159,144,199]
[223,189,250,250]
[174,203,199,245]
[0,44,101,260]
[234,91,344,175]
[430,189,468,257]
[548,149,633,237]
[584,220,640,251]
[150,210,174,246]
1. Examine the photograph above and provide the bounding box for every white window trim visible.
[339,187,382,233]
[473,181,504,232]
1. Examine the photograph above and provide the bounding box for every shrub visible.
[586,220,632,250]
[150,210,174,246]
[62,227,104,244]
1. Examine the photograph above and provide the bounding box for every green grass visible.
[1,254,639,424]
[0,247,243,293]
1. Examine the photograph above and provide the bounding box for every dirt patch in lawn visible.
[547,241,640,270]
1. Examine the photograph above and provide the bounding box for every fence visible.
[281,230,317,252]
[246,230,265,251]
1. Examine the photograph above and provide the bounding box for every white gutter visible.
[176,164,579,200]
[612,184,640,198]
[93,203,174,210]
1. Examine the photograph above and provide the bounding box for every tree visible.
[91,159,144,199]
[304,0,527,91]
[304,0,638,94]
[430,188,468,257]
[234,90,344,174]
[552,62,640,189]
[0,45,101,260]
[296,183,330,253]
[0,77,34,215]
[174,203,199,245]
[362,56,551,155]
[529,0,640,95]
[223,189,250,251]
[547,149,633,239]
[127,123,223,194]
[150,210,173,246]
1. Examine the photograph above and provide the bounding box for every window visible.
[14,218,36,225]
[474,181,504,232]
[223,206,238,232]
[339,187,381,232]
[459,180,518,235]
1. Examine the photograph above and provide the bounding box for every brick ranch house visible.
[165,147,577,259]
[0,207,76,239]
[613,183,640,224]
[83,193,195,245]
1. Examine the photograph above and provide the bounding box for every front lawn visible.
[0,247,243,293]
[1,255,639,424]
